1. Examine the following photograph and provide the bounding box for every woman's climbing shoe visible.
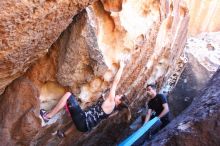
[40,109,50,123]
[57,130,65,138]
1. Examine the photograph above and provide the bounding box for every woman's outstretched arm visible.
[108,60,125,101]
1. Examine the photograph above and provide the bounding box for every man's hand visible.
[144,109,152,124]
[158,103,169,118]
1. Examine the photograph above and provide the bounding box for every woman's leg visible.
[46,92,72,118]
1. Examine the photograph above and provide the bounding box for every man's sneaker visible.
[40,109,50,123]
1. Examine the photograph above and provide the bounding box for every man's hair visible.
[147,84,157,90]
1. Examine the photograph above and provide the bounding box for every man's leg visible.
[46,92,72,118]
[133,117,162,146]
[160,116,170,129]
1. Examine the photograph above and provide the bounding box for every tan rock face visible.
[186,32,220,72]
[55,9,109,106]
[101,0,123,12]
[0,0,96,94]
[56,10,107,92]
[0,0,195,145]
[0,77,40,146]
[25,44,59,90]
[186,0,220,35]
[48,0,189,145]
[168,32,220,116]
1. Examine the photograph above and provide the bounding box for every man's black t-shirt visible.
[148,94,170,127]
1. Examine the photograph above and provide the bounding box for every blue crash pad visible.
[118,117,160,146]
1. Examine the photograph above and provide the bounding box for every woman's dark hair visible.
[117,95,131,121]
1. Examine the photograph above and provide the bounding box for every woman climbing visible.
[40,60,131,133]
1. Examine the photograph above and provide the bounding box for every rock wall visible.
[0,0,189,145]
[1,0,219,96]
[0,0,210,145]
[0,0,96,95]
[57,0,189,145]
[186,0,220,36]
[0,77,40,146]
[168,32,220,116]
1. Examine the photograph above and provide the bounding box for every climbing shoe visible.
[57,130,65,138]
[40,109,50,123]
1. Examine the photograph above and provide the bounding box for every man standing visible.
[145,84,170,129]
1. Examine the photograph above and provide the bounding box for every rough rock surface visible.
[56,10,107,95]
[25,43,60,91]
[2,0,219,146]
[0,0,96,95]
[58,0,189,145]
[185,0,220,36]
[169,32,220,116]
[144,68,220,146]
[0,0,190,145]
[0,77,40,146]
